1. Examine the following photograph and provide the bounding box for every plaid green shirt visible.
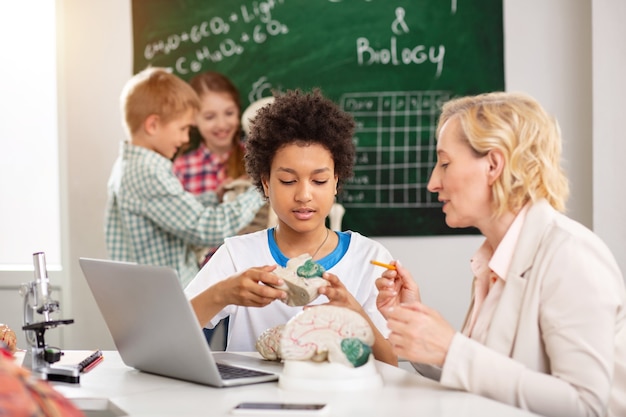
[105,143,265,287]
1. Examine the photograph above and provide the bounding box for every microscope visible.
[21,252,80,383]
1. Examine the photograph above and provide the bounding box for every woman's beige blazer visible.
[438,200,626,417]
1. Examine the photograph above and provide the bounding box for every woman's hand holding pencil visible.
[373,260,421,319]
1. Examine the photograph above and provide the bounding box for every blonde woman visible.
[376,92,625,417]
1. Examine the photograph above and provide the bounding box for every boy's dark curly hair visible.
[245,89,356,195]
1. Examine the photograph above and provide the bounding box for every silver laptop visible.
[79,257,280,387]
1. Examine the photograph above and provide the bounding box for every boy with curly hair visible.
[185,89,396,365]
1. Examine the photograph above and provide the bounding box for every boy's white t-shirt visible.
[184,229,393,352]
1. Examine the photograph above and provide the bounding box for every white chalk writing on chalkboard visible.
[356,38,445,78]
[356,6,445,78]
[142,1,289,75]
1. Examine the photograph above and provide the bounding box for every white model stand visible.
[278,356,383,392]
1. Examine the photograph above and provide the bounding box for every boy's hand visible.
[220,265,286,307]
[215,177,234,202]
[317,272,362,314]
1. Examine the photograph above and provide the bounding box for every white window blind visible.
[0,2,61,269]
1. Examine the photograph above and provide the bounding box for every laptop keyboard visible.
[216,363,274,380]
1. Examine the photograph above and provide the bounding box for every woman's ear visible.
[486,149,505,185]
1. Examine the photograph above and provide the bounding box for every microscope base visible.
[45,365,80,384]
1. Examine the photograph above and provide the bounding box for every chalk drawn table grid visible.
[340,91,451,209]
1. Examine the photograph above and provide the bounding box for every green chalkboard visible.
[131,0,503,236]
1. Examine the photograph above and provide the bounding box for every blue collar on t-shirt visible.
[267,228,350,270]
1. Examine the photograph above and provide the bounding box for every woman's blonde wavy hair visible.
[436,92,569,216]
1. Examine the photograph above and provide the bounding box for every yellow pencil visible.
[370,260,397,270]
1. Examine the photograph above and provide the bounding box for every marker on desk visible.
[370,260,397,270]
[82,354,104,373]
[79,350,104,373]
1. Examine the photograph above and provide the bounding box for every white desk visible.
[50,351,540,417]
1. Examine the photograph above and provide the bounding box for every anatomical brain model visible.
[270,254,329,307]
[256,305,383,390]
[0,323,17,354]
[256,305,374,367]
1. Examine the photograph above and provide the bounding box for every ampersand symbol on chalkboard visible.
[392,7,410,35]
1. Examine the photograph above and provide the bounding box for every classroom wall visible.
[56,0,625,350]
[592,0,626,283]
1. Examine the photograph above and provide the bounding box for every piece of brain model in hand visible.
[271,254,329,306]
[280,305,374,368]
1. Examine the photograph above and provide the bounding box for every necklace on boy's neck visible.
[310,227,330,259]
[274,227,330,260]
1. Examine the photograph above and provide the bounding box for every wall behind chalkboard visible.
[131,0,504,236]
